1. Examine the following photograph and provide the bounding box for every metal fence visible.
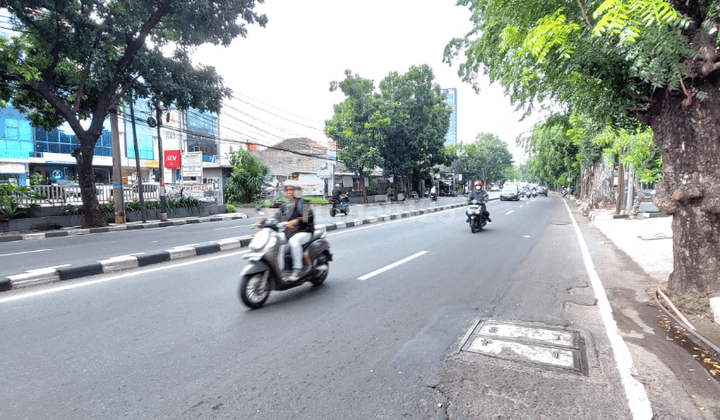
[19,183,219,207]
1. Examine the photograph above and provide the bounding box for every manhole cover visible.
[461,320,588,375]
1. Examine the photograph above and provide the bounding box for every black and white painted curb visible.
[0,214,250,243]
[0,202,469,293]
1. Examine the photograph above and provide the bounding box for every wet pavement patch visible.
[461,320,588,375]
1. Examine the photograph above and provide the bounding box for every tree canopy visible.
[451,133,514,185]
[0,0,267,226]
[445,0,720,298]
[325,65,450,199]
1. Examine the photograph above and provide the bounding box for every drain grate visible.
[461,320,588,375]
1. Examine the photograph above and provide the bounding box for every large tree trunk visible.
[644,84,720,299]
[74,134,106,228]
[580,160,615,209]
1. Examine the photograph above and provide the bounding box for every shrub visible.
[226,203,236,213]
[368,178,379,196]
[0,184,44,221]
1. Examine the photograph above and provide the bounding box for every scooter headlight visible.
[249,229,270,251]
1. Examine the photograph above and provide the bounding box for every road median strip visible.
[1,202,468,292]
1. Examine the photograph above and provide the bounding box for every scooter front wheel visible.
[239,272,270,309]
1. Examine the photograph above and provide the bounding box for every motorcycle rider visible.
[332,183,345,206]
[256,180,314,281]
[467,181,492,223]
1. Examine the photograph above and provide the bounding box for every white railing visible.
[19,183,217,207]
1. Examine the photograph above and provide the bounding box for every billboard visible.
[182,151,203,178]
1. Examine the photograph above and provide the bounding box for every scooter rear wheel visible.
[310,253,330,285]
[239,272,270,309]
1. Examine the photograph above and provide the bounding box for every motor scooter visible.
[466,199,488,233]
[329,193,349,217]
[238,219,333,309]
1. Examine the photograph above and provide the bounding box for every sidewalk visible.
[585,206,720,362]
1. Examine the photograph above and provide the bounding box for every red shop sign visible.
[164,150,181,169]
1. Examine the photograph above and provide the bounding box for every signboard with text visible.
[164,150,181,169]
[182,152,203,178]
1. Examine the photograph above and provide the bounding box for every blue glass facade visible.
[34,125,112,157]
[0,107,34,159]
[124,101,155,160]
[441,88,458,145]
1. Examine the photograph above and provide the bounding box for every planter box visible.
[0,204,225,233]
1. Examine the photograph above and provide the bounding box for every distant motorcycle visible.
[329,193,349,217]
[466,199,488,233]
[560,188,568,197]
[238,219,332,309]
[430,192,438,202]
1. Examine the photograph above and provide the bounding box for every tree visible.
[445,0,720,299]
[378,65,451,194]
[503,166,522,183]
[456,133,514,185]
[224,148,269,204]
[0,0,267,227]
[325,71,386,202]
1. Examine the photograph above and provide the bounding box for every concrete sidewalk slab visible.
[591,210,673,282]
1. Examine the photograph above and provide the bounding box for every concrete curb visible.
[1,202,468,293]
[0,214,249,243]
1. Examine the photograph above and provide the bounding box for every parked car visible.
[490,185,500,191]
[500,185,521,201]
[537,186,548,196]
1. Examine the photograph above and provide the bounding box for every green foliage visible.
[65,198,199,215]
[367,179,379,196]
[0,0,267,226]
[0,184,44,221]
[224,148,270,204]
[30,173,44,186]
[594,125,662,183]
[503,166,522,182]
[302,196,329,205]
[378,65,451,178]
[226,204,236,213]
[445,0,695,127]
[325,71,385,182]
[326,65,451,185]
[453,133,514,184]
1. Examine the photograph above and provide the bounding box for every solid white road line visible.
[0,249,51,258]
[562,199,652,419]
[357,251,427,281]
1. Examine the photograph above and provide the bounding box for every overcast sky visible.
[192,0,544,165]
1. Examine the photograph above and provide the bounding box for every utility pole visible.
[129,99,147,223]
[109,109,125,224]
[615,147,625,215]
[154,99,168,221]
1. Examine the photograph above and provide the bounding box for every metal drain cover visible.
[462,320,587,374]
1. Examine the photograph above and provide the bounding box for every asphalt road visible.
[0,196,473,278]
[1,195,646,419]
